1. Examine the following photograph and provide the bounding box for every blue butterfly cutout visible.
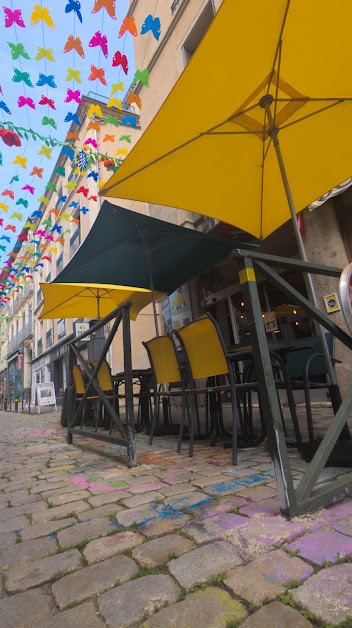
[22,266,30,272]
[79,206,89,215]
[87,171,98,182]
[62,145,75,160]
[141,14,161,41]
[59,195,67,203]
[37,74,57,88]
[68,201,79,208]
[31,210,43,218]
[31,240,41,245]
[65,0,82,24]
[51,224,62,233]
[0,101,11,115]
[0,236,11,242]
[121,115,137,129]
[64,111,80,125]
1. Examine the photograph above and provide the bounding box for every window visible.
[46,272,51,283]
[56,253,63,275]
[70,227,80,258]
[46,329,53,348]
[182,2,215,65]
[37,287,42,305]
[57,318,65,338]
[37,338,43,355]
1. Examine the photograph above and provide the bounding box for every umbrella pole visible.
[147,251,160,337]
[261,96,346,422]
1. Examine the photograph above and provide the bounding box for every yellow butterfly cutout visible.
[97,180,106,188]
[35,46,55,62]
[26,247,35,255]
[61,212,70,221]
[115,148,129,157]
[66,67,82,84]
[0,203,9,212]
[87,104,103,118]
[12,155,27,169]
[38,145,52,159]
[73,166,81,175]
[10,212,22,221]
[48,246,58,253]
[30,4,55,29]
[64,181,77,191]
[37,196,49,206]
[110,82,125,95]
[107,97,122,110]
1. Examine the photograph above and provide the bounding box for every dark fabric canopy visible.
[54,201,257,294]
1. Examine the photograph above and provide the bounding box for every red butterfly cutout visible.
[89,31,108,58]
[64,35,84,58]
[41,256,51,261]
[92,0,116,20]
[119,16,137,37]
[88,195,97,201]
[39,95,56,110]
[2,189,14,199]
[88,65,107,86]
[4,6,25,28]
[5,224,16,233]
[77,186,89,197]
[112,51,128,75]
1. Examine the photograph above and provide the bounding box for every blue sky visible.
[0,0,136,255]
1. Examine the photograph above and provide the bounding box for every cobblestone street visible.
[0,409,352,627]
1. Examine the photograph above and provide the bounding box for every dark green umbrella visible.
[55,200,257,331]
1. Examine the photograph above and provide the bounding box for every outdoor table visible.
[112,368,153,433]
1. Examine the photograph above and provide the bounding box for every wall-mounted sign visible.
[74,322,90,340]
[57,319,66,339]
[323,293,341,314]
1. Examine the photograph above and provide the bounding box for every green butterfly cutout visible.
[45,182,57,192]
[54,166,65,177]
[104,115,120,128]
[15,198,28,208]
[119,135,131,143]
[12,68,33,88]
[133,68,149,87]
[8,42,30,60]
[42,116,57,130]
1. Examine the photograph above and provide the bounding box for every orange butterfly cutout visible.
[92,0,116,20]
[55,237,65,245]
[50,208,60,216]
[119,16,137,37]
[126,91,142,108]
[30,166,44,178]
[103,134,115,142]
[87,120,100,132]
[64,35,85,58]
[71,217,80,225]
[66,131,80,141]
[88,65,107,86]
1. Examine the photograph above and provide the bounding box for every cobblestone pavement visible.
[0,410,352,627]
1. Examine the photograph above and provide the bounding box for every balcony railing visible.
[7,284,32,316]
[86,92,135,113]
[7,322,33,354]
[171,0,181,14]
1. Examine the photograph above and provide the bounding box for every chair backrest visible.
[72,366,85,396]
[286,333,334,379]
[90,360,113,393]
[173,313,229,380]
[143,336,180,386]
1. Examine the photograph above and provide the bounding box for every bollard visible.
[15,398,19,413]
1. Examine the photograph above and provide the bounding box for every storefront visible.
[6,347,24,399]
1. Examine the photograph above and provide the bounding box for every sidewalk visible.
[0,409,351,627]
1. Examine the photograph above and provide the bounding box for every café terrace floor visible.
[0,400,352,628]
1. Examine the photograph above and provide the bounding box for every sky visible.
[0,0,137,258]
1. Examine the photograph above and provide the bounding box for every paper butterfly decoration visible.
[37,145,52,159]
[3,7,25,28]
[65,89,81,104]
[65,0,82,24]
[84,138,98,149]
[92,0,116,20]
[0,202,9,211]
[115,147,128,157]
[103,134,115,142]
[12,69,33,87]
[89,31,108,58]
[87,103,103,118]
[126,92,142,108]
[77,186,89,197]
[103,114,119,127]
[0,101,11,114]
[133,68,149,87]
[5,225,16,233]
[86,120,100,132]
[54,167,65,176]
[64,111,80,125]
[8,41,30,60]
[12,155,27,169]
[107,97,122,109]
[119,16,137,37]
[18,96,35,108]
[141,15,161,41]
[50,209,59,216]
[111,82,125,94]
[39,95,55,109]
[119,134,131,143]
[37,196,49,206]
[15,198,28,207]
[45,182,57,192]
[22,185,35,194]
[88,65,107,86]
[87,171,98,182]
[0,235,10,242]
[121,115,137,129]
[88,195,97,202]
[68,201,79,209]
[79,206,89,215]
[62,146,74,160]
[112,51,128,74]
[10,212,22,221]
[30,4,55,29]
[35,47,54,62]
[66,67,81,83]
[61,212,70,221]
[42,116,57,129]
[35,230,46,236]
[45,235,54,241]
[66,131,80,141]
[64,35,84,58]
[37,74,57,88]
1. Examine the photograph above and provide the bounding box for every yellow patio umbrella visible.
[39,283,165,320]
[101,0,352,241]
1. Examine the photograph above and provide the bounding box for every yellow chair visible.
[90,360,117,431]
[143,335,189,445]
[72,366,97,427]
[173,313,238,464]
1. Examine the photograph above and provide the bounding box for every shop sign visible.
[35,382,57,413]
[324,293,341,314]
[263,311,278,332]
[17,353,24,369]
[74,322,90,340]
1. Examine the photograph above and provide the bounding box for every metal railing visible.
[7,284,32,316]
[171,0,181,14]
[86,92,135,113]
[7,322,32,354]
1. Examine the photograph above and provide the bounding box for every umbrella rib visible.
[273,39,283,126]
[266,0,291,96]
[259,108,269,239]
[279,100,344,132]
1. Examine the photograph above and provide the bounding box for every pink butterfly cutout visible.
[3,6,25,28]
[89,31,108,58]
[84,138,98,149]
[18,96,35,109]
[22,185,35,195]
[65,88,82,104]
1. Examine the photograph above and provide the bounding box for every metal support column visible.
[122,305,137,468]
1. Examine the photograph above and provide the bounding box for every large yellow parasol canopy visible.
[101,0,352,239]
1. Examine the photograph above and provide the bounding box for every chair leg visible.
[177,392,187,454]
[149,392,158,446]
[231,387,238,465]
[189,393,196,457]
[304,384,315,443]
